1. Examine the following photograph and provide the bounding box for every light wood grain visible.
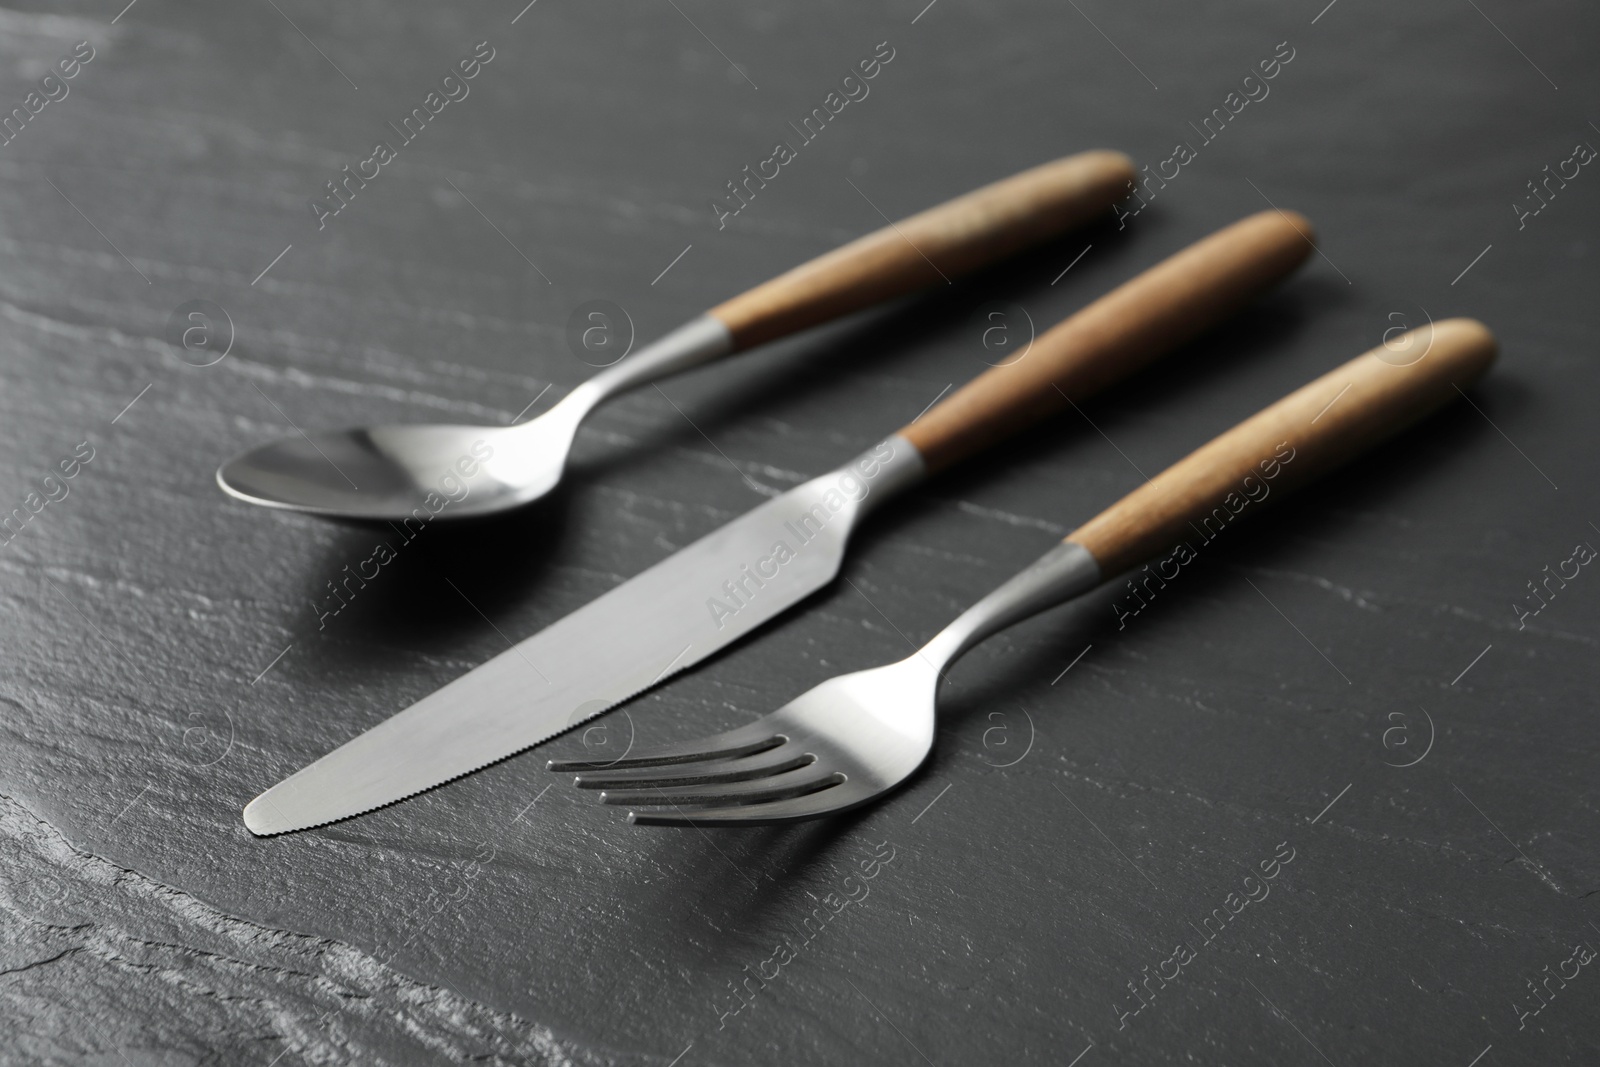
[1066,318,1498,576]
[900,210,1316,470]
[708,151,1135,348]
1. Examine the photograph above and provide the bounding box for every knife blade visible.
[245,441,923,834]
[244,209,1318,834]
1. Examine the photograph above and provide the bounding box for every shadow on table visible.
[278,481,581,671]
[594,803,885,940]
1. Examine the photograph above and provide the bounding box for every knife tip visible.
[242,791,296,836]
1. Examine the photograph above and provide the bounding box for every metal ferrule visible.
[846,433,928,517]
[919,540,1103,670]
[565,315,735,413]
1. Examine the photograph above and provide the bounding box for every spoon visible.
[216,151,1135,521]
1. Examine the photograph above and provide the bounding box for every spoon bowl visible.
[215,317,732,521]
[216,405,585,521]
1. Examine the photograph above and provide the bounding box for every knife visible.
[244,209,1317,834]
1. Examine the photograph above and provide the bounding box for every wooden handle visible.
[1067,318,1498,576]
[900,210,1316,471]
[708,151,1135,349]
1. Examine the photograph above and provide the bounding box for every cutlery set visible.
[233,152,1497,835]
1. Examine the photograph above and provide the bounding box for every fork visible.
[549,318,1497,825]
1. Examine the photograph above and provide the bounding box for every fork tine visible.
[545,721,783,773]
[626,779,880,826]
[572,743,809,790]
[599,765,842,809]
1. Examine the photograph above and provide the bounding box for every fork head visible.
[547,655,941,825]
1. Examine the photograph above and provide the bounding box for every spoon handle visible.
[708,151,1135,349]
[579,152,1135,404]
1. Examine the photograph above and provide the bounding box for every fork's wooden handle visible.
[1067,319,1498,576]
[899,210,1316,472]
[708,151,1135,349]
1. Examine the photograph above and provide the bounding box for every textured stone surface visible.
[1,0,1596,1063]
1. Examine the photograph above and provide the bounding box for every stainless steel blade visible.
[243,435,925,834]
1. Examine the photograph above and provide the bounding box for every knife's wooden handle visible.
[708,151,1135,349]
[899,210,1316,472]
[1066,318,1498,576]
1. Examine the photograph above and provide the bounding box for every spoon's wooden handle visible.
[899,210,1316,471]
[708,151,1135,349]
[1066,318,1498,576]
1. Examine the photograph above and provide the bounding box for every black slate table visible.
[2,1,1597,1064]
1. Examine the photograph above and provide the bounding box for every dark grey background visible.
[1,1,1595,1063]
